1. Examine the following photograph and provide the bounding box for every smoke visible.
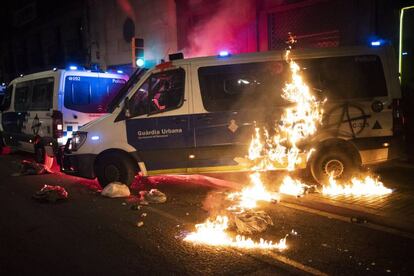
[183,0,255,57]
[116,0,134,19]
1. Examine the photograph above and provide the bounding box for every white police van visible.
[61,45,403,186]
[0,68,128,162]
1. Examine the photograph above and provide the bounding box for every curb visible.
[280,194,414,235]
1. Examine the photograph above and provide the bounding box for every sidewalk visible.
[280,160,414,234]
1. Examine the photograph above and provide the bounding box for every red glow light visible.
[1,146,11,155]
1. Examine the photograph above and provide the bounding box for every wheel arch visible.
[94,148,140,172]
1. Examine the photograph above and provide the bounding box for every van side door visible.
[124,67,192,172]
[26,77,55,140]
[1,84,17,139]
[191,61,287,169]
[2,81,31,147]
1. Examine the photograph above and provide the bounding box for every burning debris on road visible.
[184,215,287,250]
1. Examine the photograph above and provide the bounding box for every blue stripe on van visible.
[125,111,263,171]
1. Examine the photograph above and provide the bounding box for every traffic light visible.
[131,37,144,68]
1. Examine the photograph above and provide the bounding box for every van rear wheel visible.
[310,148,359,185]
[95,152,138,188]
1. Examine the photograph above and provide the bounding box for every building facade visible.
[0,0,410,83]
[0,0,88,81]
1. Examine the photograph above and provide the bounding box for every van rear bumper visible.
[61,152,97,179]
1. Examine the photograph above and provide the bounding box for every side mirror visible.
[124,97,131,118]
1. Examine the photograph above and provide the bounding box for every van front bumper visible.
[61,152,97,179]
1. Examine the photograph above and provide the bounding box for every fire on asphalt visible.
[0,152,413,275]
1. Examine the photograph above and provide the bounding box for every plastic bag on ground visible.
[32,185,68,202]
[101,182,131,198]
[232,210,273,235]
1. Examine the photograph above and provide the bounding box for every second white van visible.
[0,68,128,162]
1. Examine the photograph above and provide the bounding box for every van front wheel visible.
[310,148,359,185]
[95,152,138,188]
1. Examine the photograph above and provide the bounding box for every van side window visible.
[300,55,387,100]
[129,68,185,117]
[14,82,31,111]
[198,61,287,112]
[30,77,54,111]
[149,69,185,113]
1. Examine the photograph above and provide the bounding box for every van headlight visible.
[71,131,87,151]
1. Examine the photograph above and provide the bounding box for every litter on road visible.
[101,182,131,198]
[130,204,141,210]
[12,160,47,176]
[139,189,167,204]
[232,210,274,235]
[32,185,68,203]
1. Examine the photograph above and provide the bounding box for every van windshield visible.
[64,76,126,113]
[106,68,147,113]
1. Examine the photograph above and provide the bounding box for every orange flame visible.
[184,216,287,250]
[278,176,310,196]
[247,50,325,172]
[227,172,279,210]
[323,175,392,196]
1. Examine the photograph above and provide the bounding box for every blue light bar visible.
[69,65,78,70]
[371,41,381,47]
[219,50,230,57]
[91,135,100,141]
[117,70,124,74]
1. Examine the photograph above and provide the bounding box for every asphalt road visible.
[0,153,413,275]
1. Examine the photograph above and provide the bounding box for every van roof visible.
[9,69,128,85]
[169,45,391,67]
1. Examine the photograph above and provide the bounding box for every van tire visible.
[310,147,358,185]
[35,146,46,164]
[95,152,138,188]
